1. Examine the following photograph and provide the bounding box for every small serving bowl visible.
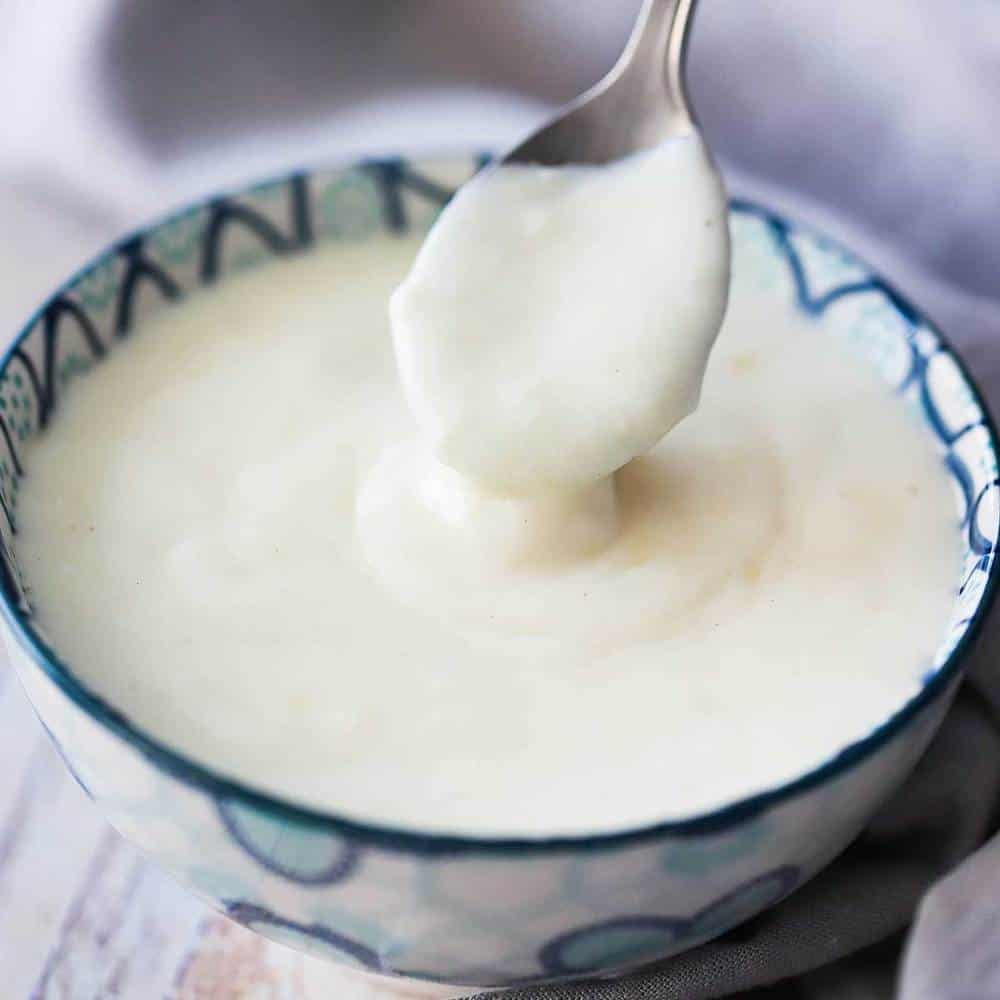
[1,155,997,991]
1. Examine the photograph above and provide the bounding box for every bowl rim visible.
[2,156,998,857]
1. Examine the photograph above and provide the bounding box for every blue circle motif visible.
[217,799,360,885]
[540,916,685,976]
[226,900,380,970]
[683,865,800,941]
[540,866,800,975]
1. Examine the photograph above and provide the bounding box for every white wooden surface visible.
[0,654,460,1000]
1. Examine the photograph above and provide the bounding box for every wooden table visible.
[0,655,458,999]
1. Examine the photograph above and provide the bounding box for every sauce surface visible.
[16,235,959,836]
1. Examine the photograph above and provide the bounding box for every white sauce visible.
[391,137,729,495]
[16,233,960,837]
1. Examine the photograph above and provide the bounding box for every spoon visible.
[504,0,699,167]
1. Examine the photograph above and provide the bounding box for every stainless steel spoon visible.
[504,0,699,167]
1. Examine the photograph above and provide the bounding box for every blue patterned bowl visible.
[1,155,997,991]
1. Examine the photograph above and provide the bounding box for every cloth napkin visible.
[2,2,999,998]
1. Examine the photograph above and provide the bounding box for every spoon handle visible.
[501,0,701,165]
[620,0,699,121]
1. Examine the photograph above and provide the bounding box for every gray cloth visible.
[900,820,1000,1000]
[467,650,1000,1000]
[2,3,1000,998]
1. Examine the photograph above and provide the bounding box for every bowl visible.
[1,154,997,991]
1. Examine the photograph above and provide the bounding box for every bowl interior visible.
[0,154,997,846]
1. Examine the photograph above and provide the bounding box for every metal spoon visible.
[504,0,699,167]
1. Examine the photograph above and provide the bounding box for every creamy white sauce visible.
[391,136,730,495]
[16,234,960,837]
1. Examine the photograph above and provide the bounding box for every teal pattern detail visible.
[217,799,360,885]
[660,818,771,876]
[149,209,204,266]
[319,170,381,241]
[226,901,380,970]
[540,917,684,975]
[73,258,119,313]
[682,866,798,941]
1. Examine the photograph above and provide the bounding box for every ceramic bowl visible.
[1,155,997,991]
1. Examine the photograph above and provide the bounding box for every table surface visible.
[0,654,458,999]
